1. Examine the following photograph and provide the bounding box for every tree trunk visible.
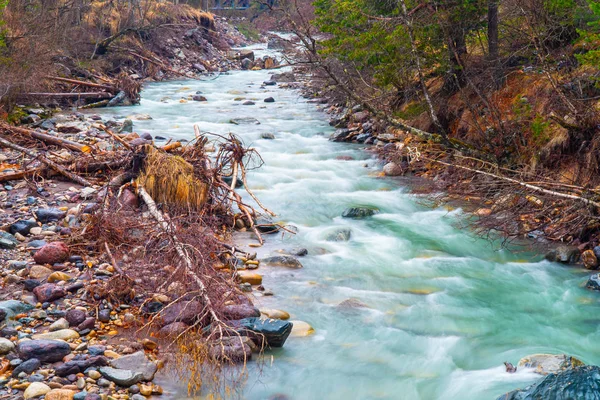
[488,0,499,62]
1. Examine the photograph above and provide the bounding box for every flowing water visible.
[94,42,600,399]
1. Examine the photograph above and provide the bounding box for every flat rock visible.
[32,329,79,341]
[262,256,303,269]
[518,353,585,375]
[110,351,157,381]
[18,339,71,363]
[99,367,143,387]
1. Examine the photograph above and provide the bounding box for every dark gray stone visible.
[18,340,71,363]
[342,207,379,219]
[35,208,66,223]
[12,358,40,377]
[9,220,37,236]
[237,317,293,348]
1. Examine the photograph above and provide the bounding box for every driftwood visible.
[0,136,92,186]
[0,167,47,182]
[0,123,92,153]
[45,76,117,92]
[71,158,129,173]
[17,92,113,99]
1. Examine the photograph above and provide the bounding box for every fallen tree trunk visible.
[0,136,92,186]
[0,123,92,153]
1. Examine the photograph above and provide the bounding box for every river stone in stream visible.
[342,207,379,219]
[229,117,260,125]
[236,317,293,348]
[518,353,585,375]
[324,228,352,242]
[497,366,600,400]
[586,274,600,291]
[262,256,303,269]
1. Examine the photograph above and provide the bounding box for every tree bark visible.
[487,0,499,62]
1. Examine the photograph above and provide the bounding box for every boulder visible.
[545,245,580,264]
[341,207,378,219]
[223,304,260,320]
[33,242,69,264]
[517,353,585,375]
[159,300,202,326]
[24,382,51,399]
[237,317,293,348]
[10,219,38,236]
[99,367,143,387]
[18,340,71,363]
[582,249,599,269]
[35,208,66,223]
[110,351,157,381]
[383,162,403,176]
[157,322,189,338]
[262,256,303,269]
[497,366,600,400]
[33,283,67,302]
[587,274,600,291]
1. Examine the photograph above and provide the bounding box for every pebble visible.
[49,318,70,331]
[24,382,51,399]
[0,337,15,355]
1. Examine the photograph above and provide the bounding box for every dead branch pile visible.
[0,120,274,395]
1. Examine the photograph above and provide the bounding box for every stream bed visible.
[93,42,600,400]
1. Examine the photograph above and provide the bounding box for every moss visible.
[7,106,27,124]
[235,22,261,42]
[394,101,427,120]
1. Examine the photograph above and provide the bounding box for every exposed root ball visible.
[137,145,208,210]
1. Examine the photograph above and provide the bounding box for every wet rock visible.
[262,256,303,269]
[497,366,600,400]
[237,271,262,285]
[54,356,108,377]
[235,317,293,348]
[192,95,207,101]
[66,309,86,327]
[325,228,352,242]
[0,338,14,355]
[35,208,66,223]
[157,322,189,338]
[33,284,67,302]
[18,340,71,363]
[518,353,584,375]
[0,231,18,249]
[331,128,350,142]
[342,207,378,219]
[260,133,275,139]
[230,117,260,125]
[33,242,69,265]
[289,248,308,257]
[223,304,260,320]
[110,351,157,381]
[582,249,599,269]
[10,219,38,236]
[32,329,79,341]
[159,300,202,326]
[241,58,252,69]
[12,358,41,377]
[99,367,143,387]
[383,162,403,176]
[243,101,255,106]
[24,382,51,399]
[289,320,315,337]
[264,97,275,103]
[545,245,580,264]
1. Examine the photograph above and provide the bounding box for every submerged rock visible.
[342,207,378,219]
[497,366,600,400]
[230,117,260,125]
[325,228,352,242]
[262,256,303,269]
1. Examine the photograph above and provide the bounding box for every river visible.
[93,41,600,400]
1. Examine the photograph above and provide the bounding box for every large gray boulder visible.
[109,351,157,381]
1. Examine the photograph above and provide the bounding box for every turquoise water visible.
[94,43,600,400]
